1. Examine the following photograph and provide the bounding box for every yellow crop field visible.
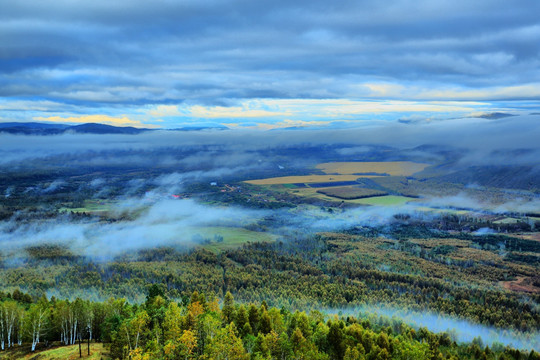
[245,174,371,185]
[316,161,429,176]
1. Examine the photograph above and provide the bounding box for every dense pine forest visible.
[1,286,539,360]
[3,229,539,333]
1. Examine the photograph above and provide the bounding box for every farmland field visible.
[493,217,522,224]
[193,226,277,252]
[244,174,370,185]
[307,181,360,188]
[408,205,471,215]
[59,199,114,214]
[347,195,417,206]
[286,186,416,206]
[316,161,430,176]
[316,186,387,199]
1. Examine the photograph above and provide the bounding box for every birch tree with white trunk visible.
[26,302,49,352]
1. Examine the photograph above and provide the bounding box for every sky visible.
[1,0,539,129]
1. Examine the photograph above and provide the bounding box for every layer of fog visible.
[0,115,539,169]
[1,189,537,260]
[0,195,439,259]
[281,204,432,234]
[0,199,265,259]
[330,305,540,351]
[418,193,540,214]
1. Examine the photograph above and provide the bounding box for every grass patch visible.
[282,183,298,189]
[59,199,114,214]
[347,195,416,206]
[0,342,108,360]
[194,227,277,253]
[492,217,521,224]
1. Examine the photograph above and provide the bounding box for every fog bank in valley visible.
[0,115,538,169]
[332,306,540,351]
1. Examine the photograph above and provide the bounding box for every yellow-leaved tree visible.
[202,323,249,360]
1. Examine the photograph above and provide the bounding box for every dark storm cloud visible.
[1,0,539,110]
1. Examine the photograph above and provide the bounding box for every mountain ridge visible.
[0,122,228,135]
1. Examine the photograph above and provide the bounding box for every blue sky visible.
[1,0,539,128]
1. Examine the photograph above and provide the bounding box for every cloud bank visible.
[0,115,539,173]
[1,0,539,127]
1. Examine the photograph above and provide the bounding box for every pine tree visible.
[222,292,235,324]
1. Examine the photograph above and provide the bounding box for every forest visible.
[1,131,539,358]
[3,0,540,357]
[1,286,539,360]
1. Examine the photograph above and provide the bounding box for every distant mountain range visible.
[0,122,228,135]
[469,112,515,119]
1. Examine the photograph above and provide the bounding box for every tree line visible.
[1,287,539,359]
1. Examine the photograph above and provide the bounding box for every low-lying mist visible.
[0,115,539,169]
[1,190,537,260]
[0,198,411,259]
[0,198,265,259]
[418,193,540,215]
[332,305,540,351]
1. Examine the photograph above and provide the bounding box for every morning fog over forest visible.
[0,1,539,359]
